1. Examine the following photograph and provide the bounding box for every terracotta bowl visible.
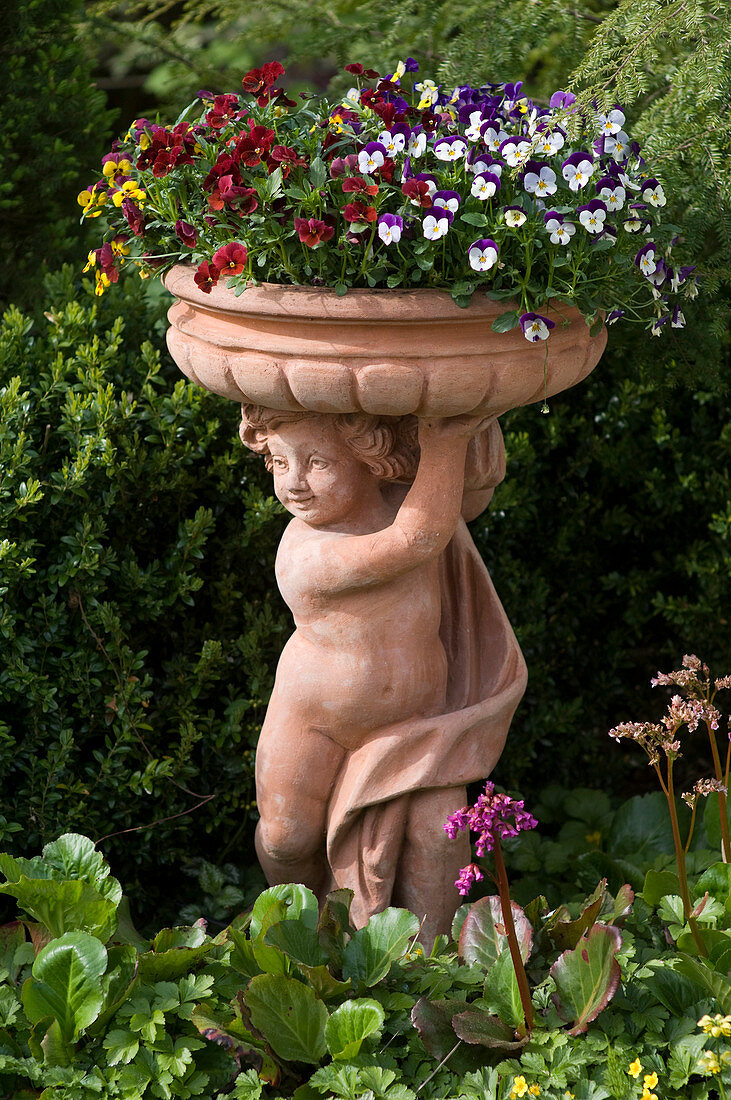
[164,265,607,418]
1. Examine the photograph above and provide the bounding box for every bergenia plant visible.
[79,58,698,339]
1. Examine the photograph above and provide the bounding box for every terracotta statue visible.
[240,404,527,943]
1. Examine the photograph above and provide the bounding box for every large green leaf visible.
[550,924,622,1035]
[458,896,532,970]
[0,878,118,942]
[250,885,319,938]
[264,920,328,969]
[136,925,215,982]
[452,1005,528,1053]
[544,881,606,951]
[610,794,678,865]
[39,835,122,905]
[342,909,419,987]
[245,973,328,1064]
[324,998,384,1060]
[482,952,524,1030]
[21,932,107,1060]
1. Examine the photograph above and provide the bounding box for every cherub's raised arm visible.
[301,415,487,595]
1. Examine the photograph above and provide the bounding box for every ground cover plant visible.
[0,661,729,1100]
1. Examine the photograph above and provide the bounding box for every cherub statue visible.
[240,404,526,943]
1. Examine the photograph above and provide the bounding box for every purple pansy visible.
[471,172,501,199]
[651,315,670,336]
[544,210,576,245]
[433,135,468,162]
[468,237,499,272]
[578,198,608,234]
[423,207,453,240]
[596,175,626,212]
[562,151,595,191]
[604,128,631,161]
[549,90,576,109]
[641,177,666,208]
[635,242,658,277]
[672,307,686,328]
[357,141,388,174]
[504,205,527,228]
[378,125,410,156]
[523,163,557,197]
[500,135,532,168]
[433,189,461,213]
[520,312,555,342]
[377,213,403,245]
[480,119,508,154]
[607,308,626,324]
[535,125,566,157]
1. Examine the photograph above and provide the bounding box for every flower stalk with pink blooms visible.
[609,656,731,957]
[444,781,538,1032]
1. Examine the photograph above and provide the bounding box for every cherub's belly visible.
[270,631,448,750]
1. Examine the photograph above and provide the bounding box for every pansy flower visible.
[212,242,248,275]
[596,176,626,212]
[377,213,404,245]
[624,203,649,233]
[520,312,555,342]
[471,172,501,199]
[415,78,439,109]
[671,307,686,328]
[402,179,433,207]
[342,175,379,196]
[534,126,566,157]
[604,129,631,161]
[500,136,532,168]
[480,119,508,154]
[523,163,557,198]
[407,130,427,158]
[597,108,626,137]
[641,178,666,207]
[544,211,576,245]
[461,107,488,142]
[194,260,220,293]
[562,151,595,191]
[607,308,626,324]
[174,220,198,247]
[433,190,461,213]
[468,238,499,272]
[578,199,608,234]
[102,156,133,187]
[121,198,145,235]
[503,206,527,228]
[651,315,670,336]
[293,217,335,247]
[635,242,658,277]
[343,200,377,224]
[423,208,453,240]
[433,136,468,162]
[358,142,388,175]
[549,90,576,109]
[378,125,410,157]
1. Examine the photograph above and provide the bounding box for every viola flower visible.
[402,179,433,208]
[623,204,647,233]
[212,242,248,275]
[241,61,286,106]
[77,184,108,218]
[544,212,576,245]
[407,130,427,158]
[423,208,453,240]
[343,200,377,223]
[597,176,626,212]
[174,220,198,247]
[433,190,461,213]
[329,154,359,178]
[205,93,241,129]
[121,198,145,235]
[562,151,595,191]
[468,238,499,272]
[604,129,631,161]
[520,312,555,342]
[549,90,576,109]
[378,126,409,156]
[358,142,388,174]
[112,179,146,209]
[194,260,220,293]
[462,108,488,142]
[377,213,403,245]
[523,164,557,198]
[578,199,608,234]
[471,172,501,200]
[641,177,666,207]
[500,136,532,168]
[607,308,626,324]
[269,145,309,174]
[415,78,439,109]
[534,126,565,157]
[102,156,133,187]
[293,217,335,247]
[433,136,468,162]
[597,108,626,136]
[504,206,527,228]
[480,119,508,154]
[672,307,686,328]
[651,315,670,336]
[342,176,379,196]
[635,242,658,277]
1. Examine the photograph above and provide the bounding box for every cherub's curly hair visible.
[239,404,419,482]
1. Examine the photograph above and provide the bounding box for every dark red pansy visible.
[342,176,379,196]
[121,198,145,236]
[194,260,220,293]
[211,242,248,275]
[401,179,433,208]
[293,217,335,247]
[343,201,377,223]
[174,220,198,247]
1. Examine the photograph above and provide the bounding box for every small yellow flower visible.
[643,1073,658,1091]
[83,249,97,272]
[585,829,602,844]
[511,1076,529,1099]
[628,1058,643,1078]
[697,1049,721,1075]
[528,1087,540,1097]
[641,1091,657,1100]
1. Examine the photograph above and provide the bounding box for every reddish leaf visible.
[550,924,622,1035]
[458,896,532,970]
[452,1006,529,1052]
[545,881,607,950]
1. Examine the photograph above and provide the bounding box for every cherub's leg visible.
[254,703,345,902]
[393,786,471,949]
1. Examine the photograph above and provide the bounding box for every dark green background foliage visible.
[0,271,287,923]
[0,0,114,311]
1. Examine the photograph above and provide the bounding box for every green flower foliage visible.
[0,268,287,922]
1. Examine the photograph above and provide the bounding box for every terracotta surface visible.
[164,266,607,418]
[162,271,606,940]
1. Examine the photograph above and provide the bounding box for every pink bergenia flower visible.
[444,781,538,858]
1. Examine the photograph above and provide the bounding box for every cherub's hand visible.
[418,413,492,443]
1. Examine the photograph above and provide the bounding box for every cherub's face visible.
[267,419,377,528]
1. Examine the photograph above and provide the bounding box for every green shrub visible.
[0,0,114,311]
[0,268,287,923]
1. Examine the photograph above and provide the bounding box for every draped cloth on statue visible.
[325,516,528,925]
